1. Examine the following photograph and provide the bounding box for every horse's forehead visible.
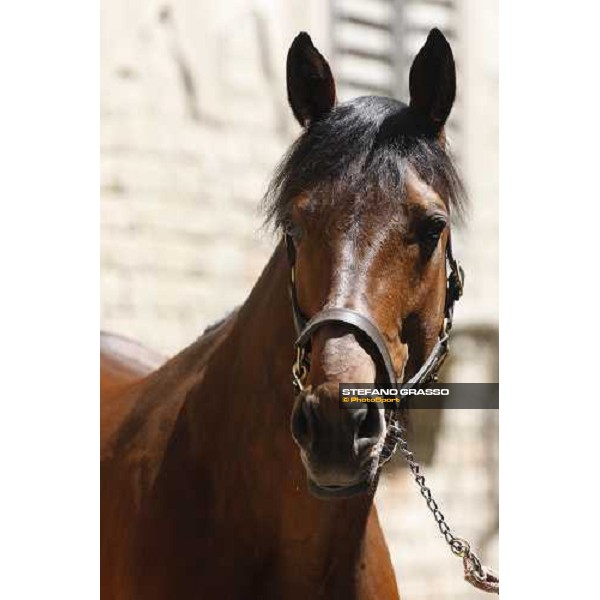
[404,167,447,213]
[328,168,445,226]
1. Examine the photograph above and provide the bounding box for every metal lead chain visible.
[378,415,402,468]
[396,427,500,594]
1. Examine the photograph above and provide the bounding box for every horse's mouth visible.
[300,445,381,500]
[308,477,372,499]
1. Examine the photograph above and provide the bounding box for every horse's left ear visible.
[409,28,456,133]
[286,32,336,128]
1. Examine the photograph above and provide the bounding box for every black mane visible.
[263,95,466,232]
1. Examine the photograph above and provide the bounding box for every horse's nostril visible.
[356,406,382,442]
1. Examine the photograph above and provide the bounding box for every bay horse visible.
[101,28,466,599]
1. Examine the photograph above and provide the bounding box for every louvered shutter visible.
[330,0,460,150]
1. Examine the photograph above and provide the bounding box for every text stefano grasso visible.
[341,387,450,397]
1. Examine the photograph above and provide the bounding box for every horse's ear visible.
[286,32,336,128]
[409,28,456,133]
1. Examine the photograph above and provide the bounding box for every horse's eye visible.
[419,216,447,254]
[424,217,447,241]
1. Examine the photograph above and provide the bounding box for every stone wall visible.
[101,0,329,354]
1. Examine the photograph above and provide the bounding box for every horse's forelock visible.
[262,95,467,235]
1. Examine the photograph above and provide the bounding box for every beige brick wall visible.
[454,0,499,328]
[101,0,329,355]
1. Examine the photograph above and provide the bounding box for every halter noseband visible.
[284,231,464,465]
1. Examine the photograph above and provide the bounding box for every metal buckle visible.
[455,262,465,298]
[292,346,308,392]
[448,260,464,302]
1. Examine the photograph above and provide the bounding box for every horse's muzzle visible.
[291,384,385,498]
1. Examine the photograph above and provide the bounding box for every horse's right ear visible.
[409,28,456,134]
[286,32,336,128]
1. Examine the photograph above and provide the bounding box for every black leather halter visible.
[285,232,464,465]
[285,233,463,388]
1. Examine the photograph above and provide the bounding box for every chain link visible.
[392,420,498,591]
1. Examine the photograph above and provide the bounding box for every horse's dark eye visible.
[419,216,447,253]
[425,217,447,240]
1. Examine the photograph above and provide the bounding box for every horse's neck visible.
[174,241,374,572]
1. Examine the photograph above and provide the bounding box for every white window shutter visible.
[330,0,460,153]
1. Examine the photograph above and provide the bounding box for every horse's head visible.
[265,29,465,499]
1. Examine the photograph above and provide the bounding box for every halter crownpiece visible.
[284,232,499,594]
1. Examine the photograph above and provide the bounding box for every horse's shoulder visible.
[100,312,238,461]
[100,332,165,457]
